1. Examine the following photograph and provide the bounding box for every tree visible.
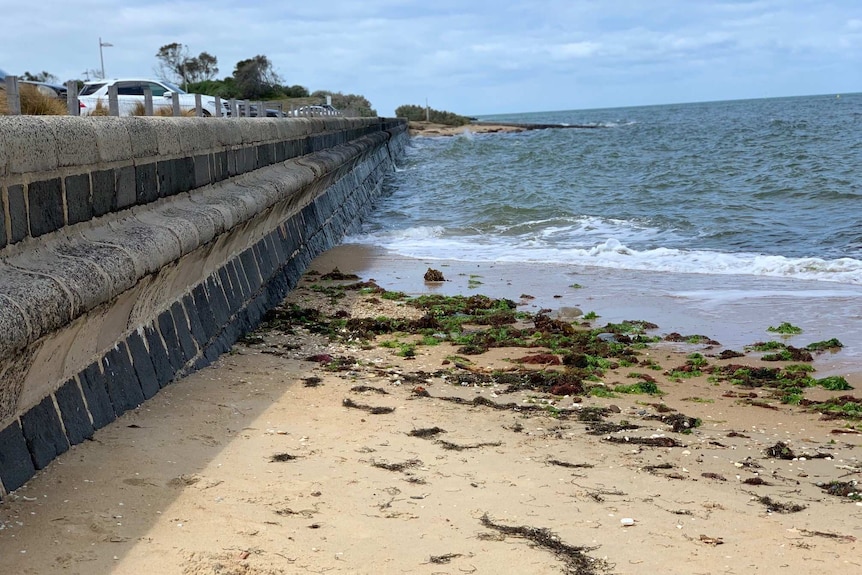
[156,43,219,89]
[22,71,59,83]
[233,55,281,99]
[313,90,377,116]
[283,84,309,98]
[185,52,219,83]
[395,104,469,125]
[155,42,190,86]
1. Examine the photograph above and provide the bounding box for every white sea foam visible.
[346,228,862,285]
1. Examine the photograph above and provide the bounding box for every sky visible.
[2,0,860,116]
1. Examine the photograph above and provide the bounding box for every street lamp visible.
[99,37,113,79]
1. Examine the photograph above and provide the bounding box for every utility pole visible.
[99,37,113,79]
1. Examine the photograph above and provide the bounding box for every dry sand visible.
[1,247,860,575]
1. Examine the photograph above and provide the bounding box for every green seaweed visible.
[767,322,803,335]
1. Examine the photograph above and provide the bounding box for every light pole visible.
[99,37,113,79]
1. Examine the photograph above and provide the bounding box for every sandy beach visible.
[1,245,860,575]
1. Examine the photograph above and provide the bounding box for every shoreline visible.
[408,120,601,137]
[317,244,862,379]
[0,245,860,574]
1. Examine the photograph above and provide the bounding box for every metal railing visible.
[2,75,344,119]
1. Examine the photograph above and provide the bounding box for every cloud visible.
[1,0,859,115]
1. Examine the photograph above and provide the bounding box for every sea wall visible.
[0,115,408,495]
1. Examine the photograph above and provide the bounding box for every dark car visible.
[222,101,284,118]
[1,68,67,99]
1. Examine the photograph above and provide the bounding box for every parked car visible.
[0,68,67,99]
[222,101,284,118]
[77,78,219,116]
[289,104,340,117]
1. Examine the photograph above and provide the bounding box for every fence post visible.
[5,76,21,115]
[143,87,153,116]
[195,93,202,117]
[171,92,181,116]
[66,80,79,116]
[214,96,222,117]
[108,84,120,116]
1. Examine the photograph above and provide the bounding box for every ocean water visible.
[355,93,862,282]
[345,93,862,372]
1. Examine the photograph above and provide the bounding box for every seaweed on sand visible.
[479,513,609,575]
[342,398,395,414]
[408,427,446,438]
[757,496,806,513]
[436,439,502,451]
[603,436,683,447]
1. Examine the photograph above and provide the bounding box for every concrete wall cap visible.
[148,118,183,156]
[132,209,201,255]
[7,244,110,317]
[122,118,160,158]
[51,236,138,296]
[0,293,33,357]
[90,119,134,164]
[0,117,59,174]
[44,117,101,167]
[0,263,72,355]
[210,120,243,147]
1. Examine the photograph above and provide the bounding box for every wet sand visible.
[0,246,860,574]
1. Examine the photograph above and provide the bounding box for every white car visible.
[289,104,340,117]
[77,78,219,116]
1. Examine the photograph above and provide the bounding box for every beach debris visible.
[644,413,702,434]
[701,472,727,481]
[302,376,323,387]
[576,406,611,422]
[620,518,635,527]
[428,553,463,564]
[642,462,674,474]
[816,480,859,499]
[514,353,562,365]
[349,385,389,394]
[604,436,683,447]
[411,385,430,397]
[547,458,594,469]
[757,496,807,514]
[765,441,796,460]
[320,267,360,280]
[371,459,422,472]
[237,333,265,345]
[436,439,502,451]
[698,534,724,546]
[479,513,609,575]
[665,332,720,345]
[742,477,772,486]
[342,398,395,414]
[424,268,445,282]
[408,426,446,438]
[767,322,803,335]
[585,421,641,435]
[800,529,857,543]
[270,453,300,463]
[806,338,844,352]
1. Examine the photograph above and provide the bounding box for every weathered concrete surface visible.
[0,115,407,494]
